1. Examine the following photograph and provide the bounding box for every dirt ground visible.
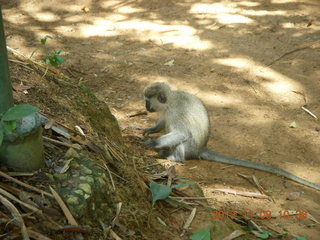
[2,0,320,239]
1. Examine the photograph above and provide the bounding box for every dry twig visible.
[0,170,53,198]
[0,194,30,240]
[43,136,82,150]
[49,186,78,225]
[213,188,269,199]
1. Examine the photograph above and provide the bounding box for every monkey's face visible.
[144,92,167,113]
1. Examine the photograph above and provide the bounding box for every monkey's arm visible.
[143,119,165,136]
[201,149,320,191]
[145,131,186,149]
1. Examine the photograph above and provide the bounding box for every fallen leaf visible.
[289,121,297,128]
[164,59,174,66]
[222,230,245,240]
[12,85,32,92]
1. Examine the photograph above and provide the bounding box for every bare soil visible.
[2,0,320,239]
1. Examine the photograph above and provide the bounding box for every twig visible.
[222,230,245,240]
[301,106,318,120]
[148,39,171,51]
[43,136,82,150]
[213,188,269,199]
[170,196,215,200]
[181,208,197,236]
[268,46,310,66]
[140,162,163,168]
[0,194,30,240]
[249,219,264,232]
[102,162,116,191]
[109,229,123,240]
[96,163,128,182]
[28,230,53,240]
[49,186,78,225]
[0,187,41,213]
[54,225,92,233]
[7,172,36,177]
[9,59,34,71]
[0,170,53,198]
[237,173,275,202]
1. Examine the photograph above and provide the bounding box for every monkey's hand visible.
[143,128,156,137]
[144,139,158,148]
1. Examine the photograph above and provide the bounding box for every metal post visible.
[0,6,14,113]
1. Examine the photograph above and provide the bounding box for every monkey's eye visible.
[157,93,166,103]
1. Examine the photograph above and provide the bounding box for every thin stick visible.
[140,162,163,169]
[50,186,78,225]
[43,136,81,150]
[0,170,53,198]
[301,106,318,120]
[102,162,116,191]
[213,188,269,199]
[0,187,41,213]
[9,59,34,71]
[27,230,53,240]
[170,196,215,200]
[0,194,30,240]
[268,46,309,66]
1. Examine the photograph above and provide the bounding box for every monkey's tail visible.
[200,149,320,191]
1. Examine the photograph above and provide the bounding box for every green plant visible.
[190,227,211,240]
[0,104,40,145]
[31,35,65,67]
[149,182,194,205]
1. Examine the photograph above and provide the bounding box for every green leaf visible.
[149,182,172,205]
[277,232,288,238]
[190,227,211,240]
[2,122,14,135]
[2,104,40,121]
[48,55,64,66]
[55,55,65,64]
[253,230,272,239]
[43,57,50,65]
[164,59,174,66]
[8,120,17,130]
[54,49,63,54]
[289,121,297,128]
[291,237,307,240]
[40,35,53,45]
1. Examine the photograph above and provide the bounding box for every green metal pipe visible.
[0,7,14,113]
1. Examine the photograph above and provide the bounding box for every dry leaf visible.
[12,84,32,92]
[222,230,245,240]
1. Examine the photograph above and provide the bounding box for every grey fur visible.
[143,82,320,191]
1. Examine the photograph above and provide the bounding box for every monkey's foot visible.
[167,155,184,162]
[144,139,157,148]
[158,149,171,158]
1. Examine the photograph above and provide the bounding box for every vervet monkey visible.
[143,82,320,191]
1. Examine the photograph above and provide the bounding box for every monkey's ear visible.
[157,93,166,103]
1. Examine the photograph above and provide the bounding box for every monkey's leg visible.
[167,144,185,162]
[143,119,165,136]
[144,131,186,149]
[158,149,171,158]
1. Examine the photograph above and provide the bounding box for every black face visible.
[145,99,155,112]
[157,93,166,103]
